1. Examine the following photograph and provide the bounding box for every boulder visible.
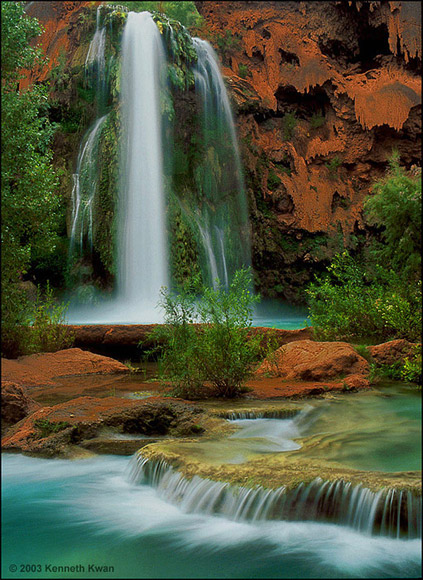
[1,381,41,427]
[256,340,369,381]
[368,339,418,366]
[1,348,129,388]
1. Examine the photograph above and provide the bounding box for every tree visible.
[1,2,61,356]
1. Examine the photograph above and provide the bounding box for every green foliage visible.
[238,63,251,79]
[325,155,342,177]
[106,2,203,30]
[1,2,63,357]
[147,268,261,398]
[26,283,75,354]
[267,168,282,191]
[213,30,242,64]
[307,249,421,343]
[401,345,422,386]
[282,112,297,141]
[364,152,421,283]
[33,419,71,439]
[310,112,325,129]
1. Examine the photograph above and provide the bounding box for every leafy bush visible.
[238,63,251,79]
[33,419,71,439]
[147,268,262,398]
[364,152,421,283]
[26,282,75,354]
[401,345,422,386]
[310,112,325,129]
[325,155,342,177]
[282,112,297,140]
[306,251,421,342]
[307,156,421,346]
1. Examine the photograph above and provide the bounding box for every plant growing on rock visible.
[26,282,75,354]
[147,268,262,398]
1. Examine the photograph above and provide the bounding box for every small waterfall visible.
[191,38,251,289]
[69,114,108,262]
[219,409,299,420]
[85,5,107,100]
[129,455,422,539]
[116,11,169,318]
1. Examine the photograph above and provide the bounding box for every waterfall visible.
[85,5,107,101]
[129,454,422,539]
[116,11,169,317]
[190,38,251,289]
[67,10,252,322]
[69,114,108,264]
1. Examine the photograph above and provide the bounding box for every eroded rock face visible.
[23,2,421,301]
[1,382,41,430]
[1,396,208,457]
[196,1,421,300]
[256,339,369,380]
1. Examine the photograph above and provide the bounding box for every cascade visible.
[67,10,252,322]
[115,11,169,317]
[190,38,251,289]
[85,4,107,103]
[129,454,422,539]
[68,115,108,265]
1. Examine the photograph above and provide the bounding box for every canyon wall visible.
[195,1,421,299]
[22,1,421,301]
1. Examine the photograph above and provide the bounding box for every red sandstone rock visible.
[368,339,419,366]
[1,381,41,426]
[1,348,129,388]
[1,395,204,456]
[255,340,369,381]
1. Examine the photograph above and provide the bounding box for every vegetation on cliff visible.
[307,155,421,351]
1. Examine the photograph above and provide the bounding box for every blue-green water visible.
[2,454,421,579]
[2,386,421,579]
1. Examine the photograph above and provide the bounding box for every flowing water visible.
[2,386,421,578]
[66,12,255,324]
[189,38,251,289]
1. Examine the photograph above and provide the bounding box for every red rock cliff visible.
[195,1,421,299]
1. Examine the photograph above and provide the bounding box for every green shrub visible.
[364,152,421,283]
[306,251,421,342]
[282,112,297,141]
[147,268,261,398]
[310,112,325,129]
[325,155,342,177]
[238,63,251,79]
[33,419,71,439]
[401,345,422,386]
[26,282,75,354]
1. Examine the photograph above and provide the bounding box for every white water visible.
[3,453,421,579]
[85,5,106,97]
[130,454,422,540]
[115,11,169,318]
[69,114,108,261]
[68,12,170,323]
[191,38,251,289]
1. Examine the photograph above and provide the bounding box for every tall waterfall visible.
[116,11,169,317]
[191,38,251,289]
[67,9,252,323]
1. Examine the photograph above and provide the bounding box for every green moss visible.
[267,168,281,191]
[34,419,71,439]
